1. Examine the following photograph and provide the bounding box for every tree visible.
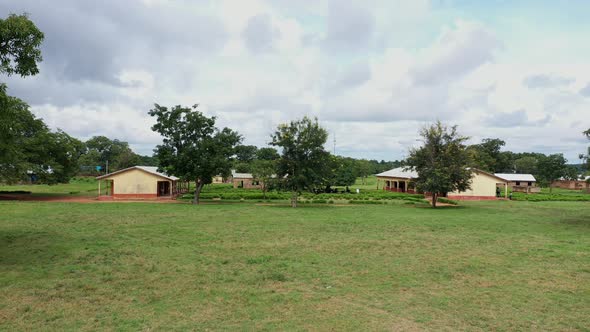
[331,156,357,189]
[0,14,44,77]
[537,154,567,192]
[406,121,473,208]
[250,159,276,199]
[29,130,85,184]
[270,117,331,207]
[513,156,538,174]
[0,86,46,183]
[0,13,45,183]
[234,145,258,163]
[355,159,372,184]
[149,104,241,204]
[563,165,580,181]
[467,138,510,172]
[82,136,141,172]
[256,147,280,161]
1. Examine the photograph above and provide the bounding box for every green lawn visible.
[0,177,102,197]
[1,200,589,330]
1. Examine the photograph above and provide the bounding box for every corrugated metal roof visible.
[376,167,418,179]
[96,166,179,181]
[231,170,254,179]
[494,173,536,182]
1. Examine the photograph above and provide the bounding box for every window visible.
[516,181,520,186]
[527,182,532,186]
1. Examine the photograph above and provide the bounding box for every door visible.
[157,181,171,197]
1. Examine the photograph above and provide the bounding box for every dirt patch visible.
[0,194,185,204]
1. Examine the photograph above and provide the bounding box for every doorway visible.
[157,181,171,197]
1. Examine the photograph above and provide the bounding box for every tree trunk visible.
[291,191,297,208]
[193,179,204,205]
[432,193,437,208]
[262,185,267,200]
[549,183,553,193]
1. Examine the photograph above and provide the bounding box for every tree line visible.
[1,13,588,208]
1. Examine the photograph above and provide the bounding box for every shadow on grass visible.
[0,230,69,267]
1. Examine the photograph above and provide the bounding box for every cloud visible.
[411,20,502,85]
[242,14,280,53]
[486,109,530,128]
[580,83,590,97]
[523,74,574,89]
[0,0,588,162]
[323,0,375,52]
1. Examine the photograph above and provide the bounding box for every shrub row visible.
[511,193,590,202]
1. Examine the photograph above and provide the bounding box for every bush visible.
[437,197,458,205]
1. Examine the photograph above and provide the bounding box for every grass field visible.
[1,200,589,330]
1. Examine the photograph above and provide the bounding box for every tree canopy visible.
[270,116,331,207]
[149,104,241,204]
[537,154,567,192]
[406,121,473,208]
[0,14,44,77]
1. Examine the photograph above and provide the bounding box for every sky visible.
[2,0,589,162]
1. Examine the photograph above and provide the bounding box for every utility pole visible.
[333,132,336,155]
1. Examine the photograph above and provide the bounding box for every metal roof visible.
[231,170,254,179]
[376,167,418,179]
[494,173,536,182]
[96,166,179,181]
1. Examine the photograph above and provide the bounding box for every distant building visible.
[376,167,508,200]
[96,166,188,199]
[231,171,262,189]
[375,167,418,193]
[551,176,590,190]
[494,173,540,193]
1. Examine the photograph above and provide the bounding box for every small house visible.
[494,173,539,193]
[96,166,188,200]
[232,171,262,189]
[376,167,418,193]
[377,167,508,200]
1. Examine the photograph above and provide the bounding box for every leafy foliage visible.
[270,116,331,207]
[0,14,44,77]
[406,121,473,208]
[149,104,242,204]
[537,154,567,191]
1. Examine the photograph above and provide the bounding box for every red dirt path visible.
[0,194,185,203]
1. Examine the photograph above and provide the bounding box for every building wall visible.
[552,180,590,190]
[104,169,164,196]
[449,171,503,199]
[232,178,262,189]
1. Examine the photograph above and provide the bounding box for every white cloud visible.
[3,0,589,162]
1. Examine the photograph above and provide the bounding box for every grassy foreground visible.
[1,201,589,330]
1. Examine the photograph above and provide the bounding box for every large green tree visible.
[81,136,142,172]
[270,117,331,207]
[406,121,473,208]
[0,14,44,77]
[256,147,280,161]
[537,154,567,192]
[149,104,241,204]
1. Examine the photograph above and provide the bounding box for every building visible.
[448,169,508,200]
[376,167,508,200]
[552,176,590,190]
[494,173,540,193]
[376,167,418,193]
[96,166,188,200]
[231,171,262,189]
